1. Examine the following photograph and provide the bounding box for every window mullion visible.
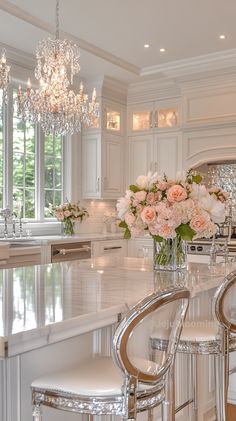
[36,125,45,221]
[4,85,13,209]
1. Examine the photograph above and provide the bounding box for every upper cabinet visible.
[127,100,179,134]
[103,100,124,136]
[81,98,125,199]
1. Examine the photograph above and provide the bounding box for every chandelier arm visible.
[55,0,60,40]
[15,0,99,135]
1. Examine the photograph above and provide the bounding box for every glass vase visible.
[153,236,187,271]
[63,219,75,236]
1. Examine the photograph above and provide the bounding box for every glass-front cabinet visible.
[106,109,121,132]
[128,101,179,133]
[104,101,124,135]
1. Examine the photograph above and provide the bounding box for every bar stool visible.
[31,286,189,421]
[150,269,236,421]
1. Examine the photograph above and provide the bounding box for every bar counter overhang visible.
[0,256,233,358]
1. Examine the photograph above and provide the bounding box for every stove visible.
[187,238,236,256]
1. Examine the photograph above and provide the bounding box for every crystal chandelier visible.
[0,49,10,104]
[16,0,99,136]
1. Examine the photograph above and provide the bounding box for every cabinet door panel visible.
[155,133,180,179]
[82,134,101,198]
[103,136,124,198]
[127,135,153,185]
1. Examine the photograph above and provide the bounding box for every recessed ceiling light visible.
[219,34,226,39]
[144,44,150,48]
[160,48,166,53]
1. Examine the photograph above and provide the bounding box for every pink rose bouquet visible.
[52,201,89,235]
[117,170,228,269]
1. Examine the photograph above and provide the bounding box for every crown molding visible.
[128,78,181,104]
[0,0,140,76]
[141,49,236,79]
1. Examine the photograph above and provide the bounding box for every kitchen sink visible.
[0,238,40,246]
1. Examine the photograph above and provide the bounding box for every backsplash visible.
[196,161,236,221]
[75,200,119,234]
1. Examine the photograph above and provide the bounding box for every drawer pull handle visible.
[58,246,91,255]
[104,246,122,250]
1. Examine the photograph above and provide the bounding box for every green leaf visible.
[124,228,131,240]
[152,235,163,243]
[119,221,128,229]
[192,174,203,184]
[176,224,196,241]
[129,184,140,193]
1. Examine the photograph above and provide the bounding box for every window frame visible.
[1,83,65,223]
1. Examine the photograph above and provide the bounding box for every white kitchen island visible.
[0,257,235,421]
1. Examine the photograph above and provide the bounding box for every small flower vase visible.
[63,219,75,236]
[153,236,187,271]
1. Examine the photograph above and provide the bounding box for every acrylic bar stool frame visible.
[150,270,236,421]
[31,286,189,421]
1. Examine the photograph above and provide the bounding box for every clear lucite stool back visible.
[112,287,190,420]
[31,286,189,421]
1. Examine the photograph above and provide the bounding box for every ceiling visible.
[0,0,236,84]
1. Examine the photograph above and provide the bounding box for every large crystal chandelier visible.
[0,49,10,104]
[16,0,99,136]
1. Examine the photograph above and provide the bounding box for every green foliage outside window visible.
[0,92,3,208]
[12,93,36,218]
[44,135,63,218]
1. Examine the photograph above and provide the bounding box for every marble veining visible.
[0,257,235,357]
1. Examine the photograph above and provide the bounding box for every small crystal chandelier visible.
[0,49,10,104]
[16,0,99,136]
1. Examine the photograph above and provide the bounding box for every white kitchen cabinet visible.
[82,132,124,199]
[92,239,127,259]
[82,99,125,199]
[127,134,153,184]
[127,99,180,134]
[82,132,101,198]
[127,132,181,185]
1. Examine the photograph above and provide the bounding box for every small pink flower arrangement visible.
[52,201,89,235]
[117,170,228,242]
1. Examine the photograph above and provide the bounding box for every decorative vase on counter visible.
[153,236,187,271]
[63,219,75,236]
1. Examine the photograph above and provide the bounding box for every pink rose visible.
[134,191,147,203]
[141,206,156,224]
[55,211,64,221]
[136,204,143,214]
[158,223,176,239]
[167,185,187,203]
[190,213,209,233]
[146,192,159,205]
[64,210,72,218]
[125,212,136,226]
[158,181,168,191]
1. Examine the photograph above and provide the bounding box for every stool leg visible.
[162,364,175,421]
[215,354,222,421]
[215,334,229,421]
[191,354,198,420]
[32,402,42,421]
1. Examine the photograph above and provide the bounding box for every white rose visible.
[190,183,208,201]
[136,171,158,190]
[136,175,149,189]
[116,196,131,220]
[199,194,226,224]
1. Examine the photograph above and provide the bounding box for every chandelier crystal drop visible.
[16,0,99,136]
[0,49,10,104]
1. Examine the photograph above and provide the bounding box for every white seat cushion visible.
[180,324,219,342]
[31,356,160,397]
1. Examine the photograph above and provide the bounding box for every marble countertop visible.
[0,232,124,248]
[0,257,234,357]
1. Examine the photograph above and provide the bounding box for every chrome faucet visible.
[209,236,229,266]
[0,206,12,238]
